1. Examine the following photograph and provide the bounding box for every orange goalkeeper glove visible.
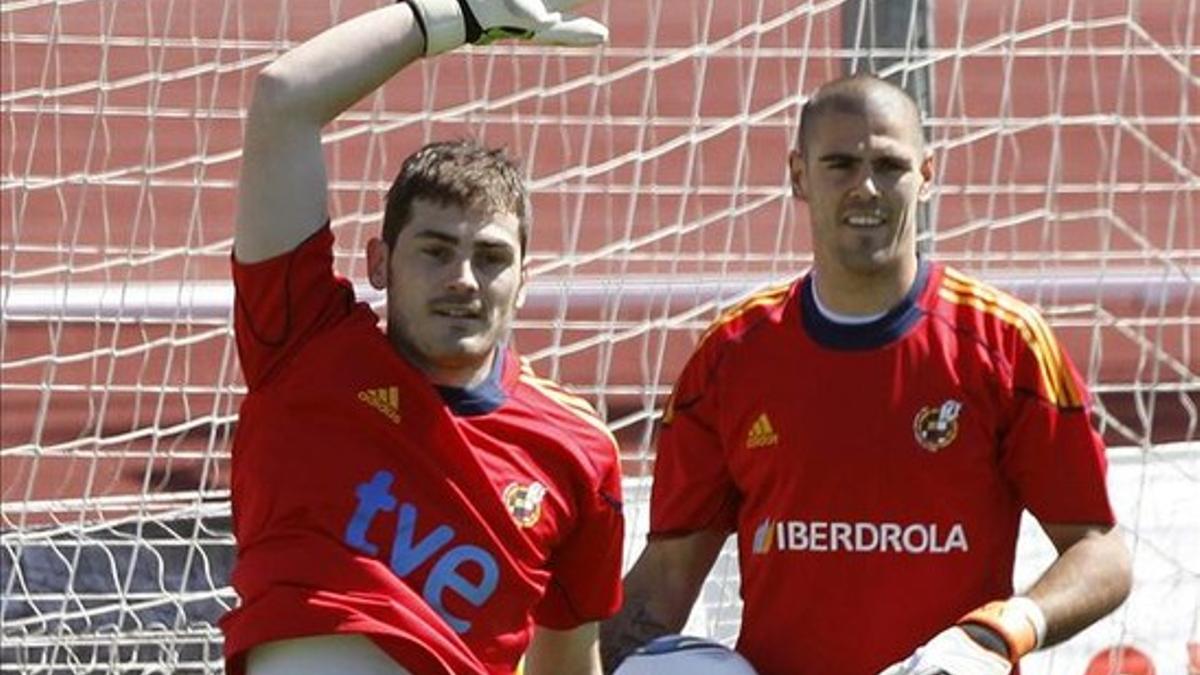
[877,597,1047,675]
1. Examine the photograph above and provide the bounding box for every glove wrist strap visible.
[959,598,1046,663]
[1008,596,1048,648]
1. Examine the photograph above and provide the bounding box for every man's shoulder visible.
[301,301,388,349]
[932,264,1086,407]
[934,265,1058,345]
[510,358,619,463]
[697,278,799,350]
[253,303,390,387]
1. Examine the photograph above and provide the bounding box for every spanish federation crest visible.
[503,481,548,528]
[913,399,963,452]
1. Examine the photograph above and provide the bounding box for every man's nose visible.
[851,170,880,198]
[445,257,480,293]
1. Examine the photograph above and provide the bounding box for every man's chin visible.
[425,339,497,370]
[837,241,909,273]
[389,332,495,374]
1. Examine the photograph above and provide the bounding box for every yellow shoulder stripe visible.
[662,282,792,425]
[940,268,1082,407]
[697,282,793,346]
[520,361,594,415]
[518,362,620,450]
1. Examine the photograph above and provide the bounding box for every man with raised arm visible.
[601,74,1132,675]
[221,3,622,674]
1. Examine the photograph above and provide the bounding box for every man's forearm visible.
[254,3,424,127]
[599,589,680,673]
[599,531,727,673]
[525,623,603,675]
[236,3,426,263]
[1026,525,1132,646]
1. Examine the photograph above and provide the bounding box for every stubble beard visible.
[389,302,518,387]
[836,211,916,276]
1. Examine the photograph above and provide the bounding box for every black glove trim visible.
[960,623,1011,660]
[456,0,483,43]
[401,0,431,42]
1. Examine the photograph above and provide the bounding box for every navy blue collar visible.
[435,347,508,416]
[800,260,930,351]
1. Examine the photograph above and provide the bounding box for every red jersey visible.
[221,225,623,675]
[651,261,1114,675]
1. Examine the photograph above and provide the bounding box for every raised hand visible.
[404,0,608,55]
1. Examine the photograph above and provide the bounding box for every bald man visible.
[599,74,1131,675]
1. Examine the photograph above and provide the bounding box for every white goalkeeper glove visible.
[878,598,1047,675]
[877,626,1011,675]
[404,0,608,56]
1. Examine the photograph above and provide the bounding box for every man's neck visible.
[811,256,920,317]
[391,337,498,390]
[426,356,495,389]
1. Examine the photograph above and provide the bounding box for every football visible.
[614,635,759,675]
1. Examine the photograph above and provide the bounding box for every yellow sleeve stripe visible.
[697,282,793,346]
[941,272,1071,399]
[661,282,792,425]
[518,361,596,416]
[940,269,1083,408]
[941,273,1082,408]
[938,285,1063,405]
[518,363,620,450]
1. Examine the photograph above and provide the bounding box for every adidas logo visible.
[358,386,401,424]
[746,413,779,448]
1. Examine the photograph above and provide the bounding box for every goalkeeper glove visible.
[877,597,1048,675]
[403,0,608,56]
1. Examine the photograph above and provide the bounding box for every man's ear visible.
[514,264,529,310]
[366,237,390,290]
[788,149,808,201]
[918,149,935,202]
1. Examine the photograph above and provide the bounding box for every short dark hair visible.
[797,73,924,154]
[382,139,529,255]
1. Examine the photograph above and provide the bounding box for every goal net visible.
[3,0,1197,673]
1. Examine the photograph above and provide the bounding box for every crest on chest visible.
[503,481,548,528]
[912,399,963,452]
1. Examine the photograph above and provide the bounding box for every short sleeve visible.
[999,315,1115,526]
[232,224,355,389]
[532,447,624,628]
[649,341,740,538]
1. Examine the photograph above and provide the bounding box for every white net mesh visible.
[3,1,1197,673]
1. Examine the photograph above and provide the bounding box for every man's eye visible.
[423,247,453,262]
[477,251,512,267]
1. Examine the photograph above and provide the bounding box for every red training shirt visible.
[651,261,1114,675]
[221,225,623,675]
